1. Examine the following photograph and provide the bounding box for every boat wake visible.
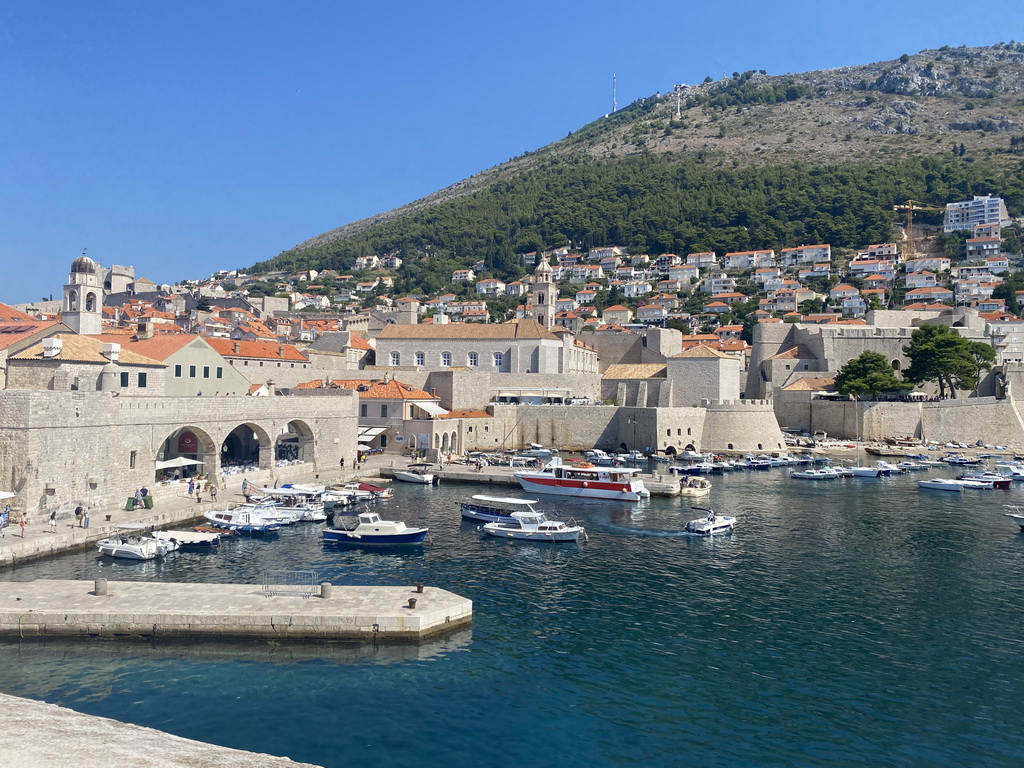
[599,522,700,538]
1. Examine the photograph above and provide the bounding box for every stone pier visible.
[0,579,472,640]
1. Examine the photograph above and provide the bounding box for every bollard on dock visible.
[408,598,417,609]
[415,583,424,594]
[320,582,332,599]
[94,578,107,596]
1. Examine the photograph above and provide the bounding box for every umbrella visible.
[155,457,206,470]
[357,443,373,450]
[0,490,15,500]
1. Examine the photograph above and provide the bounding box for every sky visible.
[1,1,1020,304]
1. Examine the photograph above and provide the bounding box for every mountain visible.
[254,43,1024,282]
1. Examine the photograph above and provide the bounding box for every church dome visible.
[534,258,553,275]
[71,255,97,275]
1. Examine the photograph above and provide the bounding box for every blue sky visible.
[0,1,1017,304]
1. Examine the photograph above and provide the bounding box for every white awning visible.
[155,457,205,470]
[415,402,449,417]
[357,426,389,439]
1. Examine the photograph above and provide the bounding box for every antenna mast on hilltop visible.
[612,73,617,113]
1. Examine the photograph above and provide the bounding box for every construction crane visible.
[892,200,946,259]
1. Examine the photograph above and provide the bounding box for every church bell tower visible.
[61,250,104,335]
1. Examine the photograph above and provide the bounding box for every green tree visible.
[834,351,913,396]
[903,324,995,398]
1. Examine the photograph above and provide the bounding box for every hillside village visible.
[3,191,1024,502]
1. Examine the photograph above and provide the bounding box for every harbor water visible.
[2,466,1024,767]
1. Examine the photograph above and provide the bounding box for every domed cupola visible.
[71,254,98,275]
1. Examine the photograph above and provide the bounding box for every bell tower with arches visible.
[527,257,557,329]
[62,250,104,335]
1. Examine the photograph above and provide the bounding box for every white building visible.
[944,195,1010,233]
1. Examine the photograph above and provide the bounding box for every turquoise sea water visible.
[2,468,1024,767]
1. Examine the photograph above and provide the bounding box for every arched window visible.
[85,292,96,312]
[442,352,452,367]
[67,290,78,311]
[415,352,424,366]
[891,359,901,371]
[468,352,478,367]
[493,352,503,368]
[390,351,400,366]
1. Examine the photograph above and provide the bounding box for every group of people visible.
[186,478,217,504]
[42,503,92,533]
[132,487,150,509]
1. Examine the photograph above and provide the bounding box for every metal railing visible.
[261,569,320,599]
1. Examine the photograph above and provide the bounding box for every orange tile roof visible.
[206,338,309,362]
[0,303,36,323]
[294,378,437,400]
[91,333,202,362]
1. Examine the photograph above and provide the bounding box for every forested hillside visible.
[253,43,1024,289]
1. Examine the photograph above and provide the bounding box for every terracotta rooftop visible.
[12,334,164,366]
[766,344,818,361]
[206,338,309,362]
[91,333,205,362]
[294,378,437,400]
[782,377,837,391]
[603,363,667,379]
[672,345,735,360]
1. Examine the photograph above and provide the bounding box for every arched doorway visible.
[221,423,271,470]
[275,420,314,464]
[665,445,678,456]
[157,426,216,481]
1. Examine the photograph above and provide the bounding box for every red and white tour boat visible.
[514,457,650,502]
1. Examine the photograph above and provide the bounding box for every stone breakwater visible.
[0,691,325,768]
[0,580,472,641]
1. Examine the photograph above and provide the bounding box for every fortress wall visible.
[0,391,358,516]
[489,405,621,451]
[702,402,786,453]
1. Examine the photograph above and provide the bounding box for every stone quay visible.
[0,579,472,641]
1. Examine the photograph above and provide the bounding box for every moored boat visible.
[678,476,712,496]
[1004,505,1024,530]
[322,510,428,544]
[394,463,438,485]
[97,524,179,560]
[918,478,965,492]
[481,510,585,542]
[514,457,649,502]
[203,507,282,533]
[957,472,1012,489]
[790,467,839,480]
[154,529,220,550]
[460,494,541,522]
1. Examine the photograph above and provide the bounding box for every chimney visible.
[137,321,154,340]
[266,380,276,396]
[42,338,63,359]
[101,343,120,362]
[233,342,241,355]
[278,344,284,358]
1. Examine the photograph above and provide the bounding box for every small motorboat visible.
[97,524,179,560]
[394,463,438,485]
[461,494,541,523]
[481,510,585,542]
[678,476,712,496]
[897,461,930,471]
[958,472,1012,489]
[790,467,839,480]
[154,529,220,550]
[684,507,736,535]
[1004,505,1024,530]
[354,482,393,499]
[203,507,283,533]
[322,511,428,544]
[918,478,964,492]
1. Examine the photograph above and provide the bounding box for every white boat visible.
[875,461,900,476]
[97,524,179,560]
[514,457,650,502]
[394,463,438,485]
[790,467,839,480]
[678,476,712,496]
[259,486,328,521]
[918,478,965,492]
[896,461,930,471]
[322,511,428,544]
[849,465,883,477]
[154,529,220,550]
[684,508,736,535]
[956,472,1012,489]
[461,494,541,522]
[481,510,585,542]
[1003,505,1024,530]
[995,463,1024,479]
[203,507,282,533]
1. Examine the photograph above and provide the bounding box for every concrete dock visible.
[0,691,325,768]
[0,579,472,640]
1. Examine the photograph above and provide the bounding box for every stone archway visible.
[276,420,315,464]
[221,423,272,470]
[158,426,217,480]
[664,445,678,456]
[441,433,450,452]
[449,431,458,454]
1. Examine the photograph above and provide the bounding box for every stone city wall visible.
[0,390,358,517]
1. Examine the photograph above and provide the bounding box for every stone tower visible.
[527,257,557,329]
[61,251,104,335]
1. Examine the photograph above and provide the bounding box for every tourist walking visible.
[48,509,57,533]
[134,488,144,507]
[210,485,218,503]
[187,479,195,499]
[241,478,250,502]
[83,507,91,529]
[195,486,203,503]
[74,503,83,528]
[20,512,27,537]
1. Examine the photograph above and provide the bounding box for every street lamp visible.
[627,415,638,451]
